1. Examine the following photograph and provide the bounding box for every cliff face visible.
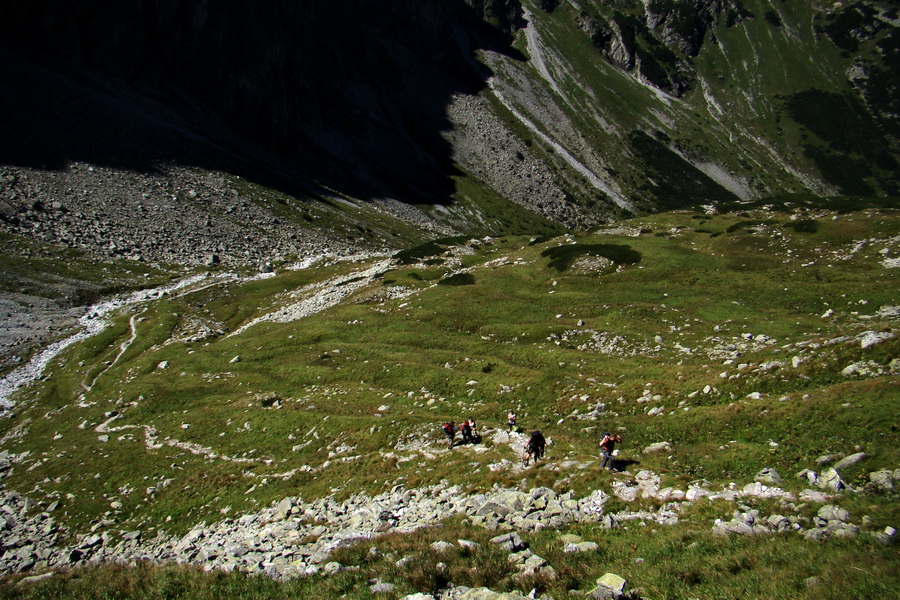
[574,0,748,97]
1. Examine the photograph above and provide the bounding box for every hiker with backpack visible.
[460,419,474,444]
[466,417,479,443]
[442,421,456,449]
[507,410,517,432]
[599,431,622,471]
[523,430,546,466]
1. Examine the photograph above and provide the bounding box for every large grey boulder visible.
[817,505,850,523]
[450,587,531,600]
[869,470,895,490]
[642,441,671,454]
[564,541,599,553]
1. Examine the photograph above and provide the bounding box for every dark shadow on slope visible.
[784,89,899,196]
[628,130,740,208]
[0,0,526,206]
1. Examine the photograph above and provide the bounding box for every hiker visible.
[524,430,546,466]
[599,431,622,471]
[460,419,473,444]
[442,421,456,449]
[507,410,517,432]
[467,417,479,443]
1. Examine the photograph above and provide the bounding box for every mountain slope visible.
[0,0,896,266]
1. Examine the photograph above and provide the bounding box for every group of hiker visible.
[441,418,479,448]
[441,411,624,472]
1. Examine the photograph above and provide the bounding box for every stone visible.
[818,505,850,523]
[15,572,54,586]
[755,467,782,486]
[818,468,844,492]
[589,573,627,599]
[370,581,395,594]
[564,541,599,553]
[558,534,583,545]
[490,532,526,553]
[869,470,895,490]
[860,331,894,349]
[431,540,455,553]
[455,588,530,600]
[832,452,867,471]
[322,561,343,575]
[642,441,671,454]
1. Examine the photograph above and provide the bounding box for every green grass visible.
[0,204,897,597]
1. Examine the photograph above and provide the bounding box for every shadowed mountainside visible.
[0,0,522,206]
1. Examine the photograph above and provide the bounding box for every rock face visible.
[575,0,739,97]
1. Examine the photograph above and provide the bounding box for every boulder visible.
[370,581,395,594]
[869,470,895,490]
[454,588,531,600]
[489,532,526,553]
[431,540,455,553]
[642,441,671,454]
[818,468,844,492]
[755,467,782,486]
[322,561,344,575]
[817,505,850,523]
[833,452,867,471]
[589,573,628,599]
[564,541,599,553]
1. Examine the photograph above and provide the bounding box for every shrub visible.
[783,219,820,233]
[726,219,779,233]
[438,273,476,286]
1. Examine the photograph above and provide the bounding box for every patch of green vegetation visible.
[783,219,820,234]
[438,273,476,286]
[784,89,899,195]
[725,219,780,233]
[628,130,740,208]
[541,243,642,272]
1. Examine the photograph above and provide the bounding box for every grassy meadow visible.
[0,202,898,599]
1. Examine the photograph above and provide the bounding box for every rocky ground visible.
[1,432,896,597]
[0,165,365,269]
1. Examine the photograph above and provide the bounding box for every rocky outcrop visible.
[575,0,745,96]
